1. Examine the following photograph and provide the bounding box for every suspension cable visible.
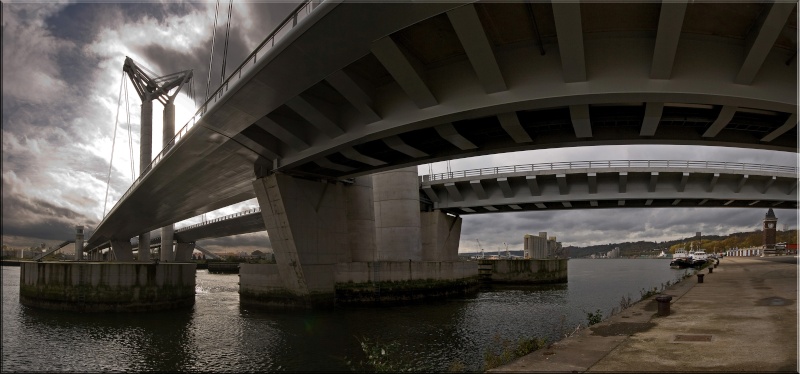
[124,78,135,182]
[103,71,126,218]
[205,0,221,101]
[220,0,233,84]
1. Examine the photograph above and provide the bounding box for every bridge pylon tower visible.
[123,57,193,262]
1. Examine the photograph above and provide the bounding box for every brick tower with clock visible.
[763,208,777,254]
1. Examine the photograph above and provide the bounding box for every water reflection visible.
[3,260,688,372]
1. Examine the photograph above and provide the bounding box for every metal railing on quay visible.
[101,0,319,222]
[421,160,799,182]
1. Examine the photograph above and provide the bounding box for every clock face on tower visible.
[767,223,775,229]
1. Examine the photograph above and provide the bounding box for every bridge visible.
[421,160,798,213]
[86,159,796,258]
[74,1,797,308]
[87,1,797,251]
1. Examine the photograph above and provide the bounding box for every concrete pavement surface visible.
[490,256,798,372]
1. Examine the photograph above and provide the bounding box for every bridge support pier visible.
[421,210,462,262]
[248,173,350,308]
[174,242,195,262]
[373,167,422,261]
[242,169,476,310]
[20,262,195,312]
[159,102,176,262]
[110,241,135,262]
[160,226,174,262]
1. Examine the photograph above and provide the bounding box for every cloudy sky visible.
[2,1,797,255]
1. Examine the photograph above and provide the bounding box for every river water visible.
[2,259,691,372]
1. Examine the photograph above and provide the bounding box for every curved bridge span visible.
[420,160,798,214]
[89,1,797,249]
[86,160,796,254]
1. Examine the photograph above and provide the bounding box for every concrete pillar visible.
[110,241,135,262]
[174,242,195,262]
[74,225,84,261]
[137,100,153,261]
[160,102,176,262]
[346,176,375,262]
[252,174,348,297]
[373,166,422,261]
[421,211,462,261]
[160,228,174,262]
[163,102,175,152]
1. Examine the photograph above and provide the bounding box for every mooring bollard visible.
[708,267,713,274]
[697,273,705,283]
[655,295,673,316]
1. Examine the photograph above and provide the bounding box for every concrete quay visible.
[491,256,798,373]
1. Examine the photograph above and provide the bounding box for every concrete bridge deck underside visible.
[88,2,797,249]
[91,165,796,254]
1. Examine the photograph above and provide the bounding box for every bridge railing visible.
[174,208,262,232]
[104,0,320,219]
[421,160,798,182]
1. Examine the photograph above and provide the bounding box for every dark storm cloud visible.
[3,2,796,257]
[1,192,94,242]
[137,22,252,103]
[137,2,299,104]
[45,2,200,43]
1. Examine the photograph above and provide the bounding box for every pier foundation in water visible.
[240,261,480,309]
[479,259,569,284]
[19,262,196,312]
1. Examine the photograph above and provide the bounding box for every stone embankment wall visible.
[19,262,196,312]
[485,259,568,284]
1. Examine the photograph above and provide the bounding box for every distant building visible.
[523,232,562,259]
[2,248,43,259]
[606,247,621,259]
[763,208,778,254]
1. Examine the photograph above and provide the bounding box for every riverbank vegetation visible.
[344,334,547,372]
[564,229,797,258]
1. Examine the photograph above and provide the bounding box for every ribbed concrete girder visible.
[552,2,586,82]
[371,36,437,109]
[735,2,797,84]
[383,135,428,158]
[470,180,487,200]
[285,96,344,139]
[255,116,309,151]
[421,166,798,214]
[88,2,797,249]
[447,3,507,93]
[640,102,664,137]
[651,1,688,79]
[761,113,797,142]
[325,70,381,123]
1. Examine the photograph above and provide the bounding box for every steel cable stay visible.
[124,78,135,182]
[205,0,220,102]
[220,0,233,86]
[103,71,127,218]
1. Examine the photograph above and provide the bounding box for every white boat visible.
[690,250,708,267]
[670,249,691,268]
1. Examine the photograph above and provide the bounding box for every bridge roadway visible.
[88,1,797,249]
[96,160,796,254]
[422,160,798,214]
